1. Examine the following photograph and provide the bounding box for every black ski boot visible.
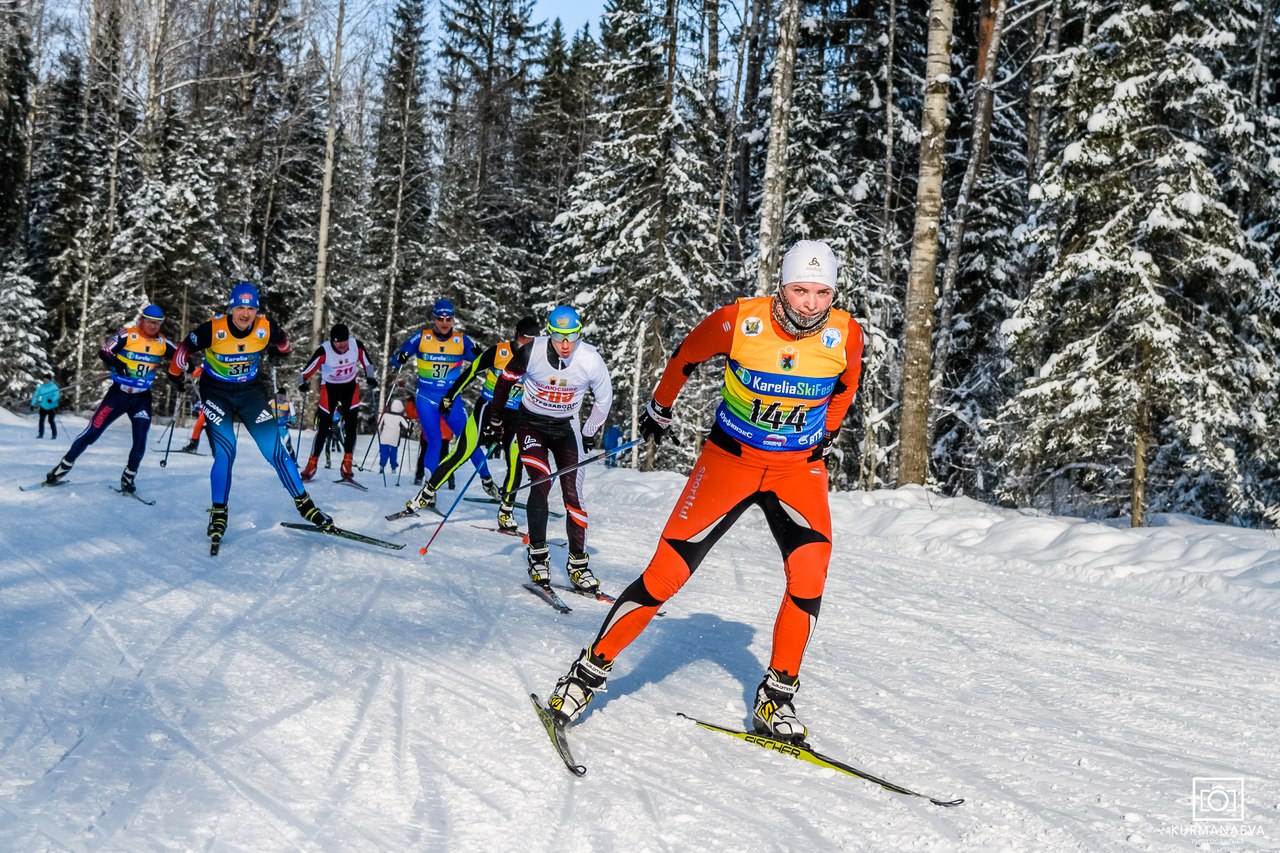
[548,647,612,724]
[119,468,137,494]
[566,552,599,593]
[527,543,551,587]
[207,504,228,538]
[752,668,808,743]
[46,458,73,485]
[294,493,334,529]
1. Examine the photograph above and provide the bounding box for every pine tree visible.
[0,1,33,254]
[25,52,93,371]
[426,0,540,342]
[368,0,434,372]
[993,0,1280,524]
[0,258,49,398]
[547,0,725,468]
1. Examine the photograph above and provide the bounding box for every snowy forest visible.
[0,0,1278,527]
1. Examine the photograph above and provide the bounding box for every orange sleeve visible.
[651,303,740,408]
[825,317,864,431]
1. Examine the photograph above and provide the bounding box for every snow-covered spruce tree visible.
[368,0,434,375]
[928,0,1027,500]
[992,1,1279,525]
[108,108,230,331]
[515,20,602,297]
[25,51,92,366]
[0,258,49,398]
[323,122,380,351]
[259,47,329,340]
[777,4,888,489]
[546,0,725,470]
[820,0,926,490]
[424,0,539,342]
[0,0,32,254]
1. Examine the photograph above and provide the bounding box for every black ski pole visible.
[296,386,308,460]
[159,391,185,468]
[514,438,643,493]
[358,407,384,471]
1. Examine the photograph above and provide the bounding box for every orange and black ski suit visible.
[591,296,864,676]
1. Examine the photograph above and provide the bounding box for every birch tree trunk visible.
[74,0,125,408]
[1131,342,1150,527]
[311,0,345,390]
[754,0,800,295]
[861,0,898,491]
[377,64,419,416]
[629,319,644,470]
[929,0,1005,414]
[713,0,755,245]
[896,0,956,485]
[1253,0,1276,107]
[734,0,769,246]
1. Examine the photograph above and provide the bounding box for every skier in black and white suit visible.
[484,306,613,593]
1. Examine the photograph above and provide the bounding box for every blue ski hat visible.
[432,298,455,319]
[229,281,260,309]
[141,304,164,320]
[546,306,583,341]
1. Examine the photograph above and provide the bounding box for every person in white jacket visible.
[377,398,411,474]
[483,306,613,592]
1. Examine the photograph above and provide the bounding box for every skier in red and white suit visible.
[298,323,377,482]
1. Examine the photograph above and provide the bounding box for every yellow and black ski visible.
[531,693,586,777]
[676,713,964,807]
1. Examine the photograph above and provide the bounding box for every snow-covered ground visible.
[1,406,1277,851]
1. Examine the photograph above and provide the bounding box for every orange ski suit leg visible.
[591,440,831,676]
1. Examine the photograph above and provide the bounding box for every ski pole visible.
[418,464,484,557]
[159,391,185,468]
[515,438,643,493]
[358,408,384,471]
[296,386,308,460]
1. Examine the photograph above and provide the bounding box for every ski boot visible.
[119,467,137,495]
[548,647,612,724]
[180,439,200,454]
[496,500,518,533]
[481,476,499,499]
[566,551,600,593]
[405,484,436,513]
[207,504,228,538]
[294,493,334,529]
[45,458,73,485]
[340,453,355,481]
[526,543,551,587]
[299,455,318,482]
[752,668,808,744]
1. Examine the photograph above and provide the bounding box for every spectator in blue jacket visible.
[31,374,60,440]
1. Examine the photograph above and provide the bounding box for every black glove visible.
[366,376,379,389]
[298,379,309,392]
[167,371,187,393]
[582,433,597,453]
[638,398,674,445]
[479,418,503,446]
[439,396,453,416]
[821,428,839,458]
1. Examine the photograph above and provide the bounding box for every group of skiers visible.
[25,238,865,749]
